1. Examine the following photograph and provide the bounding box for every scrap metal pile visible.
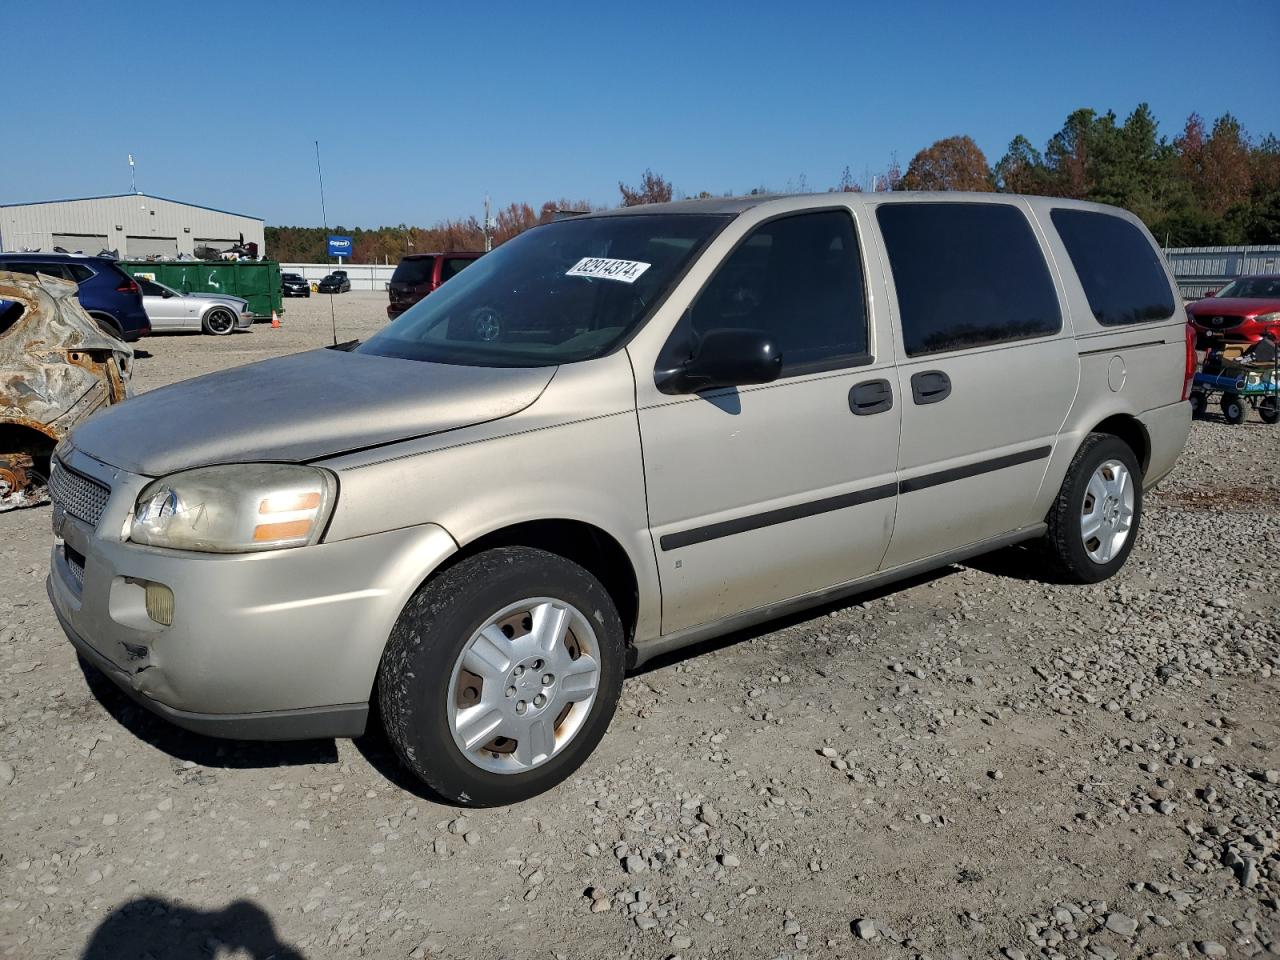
[0,271,132,508]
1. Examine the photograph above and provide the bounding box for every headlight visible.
[131,463,336,553]
[1255,311,1280,324]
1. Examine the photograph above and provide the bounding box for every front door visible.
[139,279,195,331]
[872,199,1080,567]
[635,207,902,634]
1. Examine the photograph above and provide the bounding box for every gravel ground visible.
[1,293,1277,959]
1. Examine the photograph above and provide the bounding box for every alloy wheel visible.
[447,597,601,774]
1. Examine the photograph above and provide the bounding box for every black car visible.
[0,252,150,340]
[318,271,350,294]
[281,272,311,298]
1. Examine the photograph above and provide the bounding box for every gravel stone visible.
[0,301,1275,959]
[1104,912,1137,936]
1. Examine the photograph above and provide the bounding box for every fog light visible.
[144,583,175,626]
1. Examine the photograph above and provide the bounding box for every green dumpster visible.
[122,260,284,318]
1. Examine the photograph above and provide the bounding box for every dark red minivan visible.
[386,252,483,319]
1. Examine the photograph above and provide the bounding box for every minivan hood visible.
[68,348,553,477]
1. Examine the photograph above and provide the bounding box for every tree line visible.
[265,103,1279,262]
[900,105,1279,246]
[265,198,593,264]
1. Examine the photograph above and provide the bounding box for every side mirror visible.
[162,289,174,298]
[656,328,782,395]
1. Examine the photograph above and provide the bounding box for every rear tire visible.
[1188,391,1207,418]
[1259,396,1279,425]
[1043,433,1143,584]
[1221,394,1246,425]
[377,547,625,806]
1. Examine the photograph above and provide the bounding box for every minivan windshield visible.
[356,214,728,367]
[1215,277,1280,299]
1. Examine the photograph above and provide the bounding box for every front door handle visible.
[849,378,893,415]
[910,370,952,405]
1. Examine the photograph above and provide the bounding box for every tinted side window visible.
[392,257,436,284]
[441,257,474,282]
[1050,209,1175,326]
[67,264,94,282]
[667,210,869,377]
[877,203,1061,357]
[138,278,164,296]
[6,261,71,280]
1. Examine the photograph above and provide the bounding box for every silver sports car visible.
[138,278,252,335]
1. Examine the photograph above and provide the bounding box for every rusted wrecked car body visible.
[0,271,132,505]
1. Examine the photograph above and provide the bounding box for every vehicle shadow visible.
[960,542,1063,584]
[633,566,956,676]
[77,656,338,769]
[350,701,442,802]
[131,349,153,359]
[81,896,305,959]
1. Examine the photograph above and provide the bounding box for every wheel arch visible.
[0,419,60,491]
[447,518,641,649]
[86,310,122,335]
[1088,413,1150,474]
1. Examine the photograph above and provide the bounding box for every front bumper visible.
[47,448,458,739]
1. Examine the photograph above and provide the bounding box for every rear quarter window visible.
[441,257,475,282]
[1050,209,1175,326]
[876,202,1062,357]
[392,257,437,284]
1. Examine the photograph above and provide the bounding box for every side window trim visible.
[655,206,875,384]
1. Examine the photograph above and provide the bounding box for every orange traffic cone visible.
[270,310,281,328]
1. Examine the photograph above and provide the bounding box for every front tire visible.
[377,547,625,806]
[1188,391,1207,418]
[1259,396,1279,425]
[203,308,236,336]
[1043,433,1142,584]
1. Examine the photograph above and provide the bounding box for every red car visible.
[1187,274,1280,345]
[386,251,483,319]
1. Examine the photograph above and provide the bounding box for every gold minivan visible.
[48,193,1193,804]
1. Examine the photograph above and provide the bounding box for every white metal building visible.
[0,194,265,259]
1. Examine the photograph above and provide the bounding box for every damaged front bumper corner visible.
[48,580,368,741]
[46,449,459,741]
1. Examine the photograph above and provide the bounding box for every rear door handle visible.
[910,370,952,405]
[848,378,893,416]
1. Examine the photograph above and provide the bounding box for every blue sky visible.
[6,0,1278,228]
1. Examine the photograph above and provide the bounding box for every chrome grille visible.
[1200,315,1245,330]
[49,460,111,526]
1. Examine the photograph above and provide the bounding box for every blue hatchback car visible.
[0,253,150,341]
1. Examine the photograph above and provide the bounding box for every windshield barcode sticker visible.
[565,257,651,283]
